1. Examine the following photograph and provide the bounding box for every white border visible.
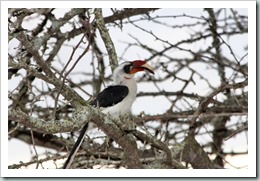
[0,0,256,8]
[1,1,256,177]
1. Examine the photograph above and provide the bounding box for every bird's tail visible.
[62,123,89,169]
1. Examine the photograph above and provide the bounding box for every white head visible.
[113,60,154,85]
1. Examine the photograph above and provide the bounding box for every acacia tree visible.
[8,8,248,169]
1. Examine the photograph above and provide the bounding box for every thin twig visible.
[30,130,40,169]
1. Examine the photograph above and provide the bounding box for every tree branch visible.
[8,108,90,134]
[104,8,159,24]
[189,80,248,129]
[95,8,118,71]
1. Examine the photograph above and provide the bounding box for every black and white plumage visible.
[89,60,154,117]
[63,60,154,169]
[89,85,129,108]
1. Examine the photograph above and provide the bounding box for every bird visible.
[63,60,154,169]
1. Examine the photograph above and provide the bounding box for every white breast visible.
[102,77,137,118]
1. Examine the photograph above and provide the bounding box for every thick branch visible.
[171,134,215,168]
[9,129,65,151]
[95,8,118,71]
[91,116,143,168]
[104,8,159,24]
[8,109,89,134]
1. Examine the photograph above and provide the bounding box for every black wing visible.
[89,85,129,108]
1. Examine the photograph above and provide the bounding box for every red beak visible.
[128,60,154,74]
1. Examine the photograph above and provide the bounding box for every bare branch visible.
[95,8,118,71]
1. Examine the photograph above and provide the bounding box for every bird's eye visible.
[123,64,132,73]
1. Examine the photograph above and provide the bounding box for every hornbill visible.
[63,60,154,169]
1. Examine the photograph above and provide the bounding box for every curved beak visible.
[128,60,154,74]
